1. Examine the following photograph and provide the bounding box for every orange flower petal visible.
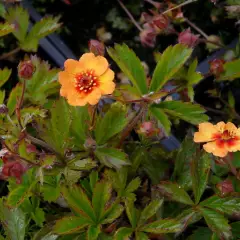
[203,141,228,157]
[216,121,226,133]
[64,59,84,74]
[67,93,87,106]
[84,88,102,105]
[59,71,76,97]
[99,68,115,83]
[80,53,108,76]
[227,140,240,152]
[225,122,238,134]
[194,122,218,142]
[99,69,115,94]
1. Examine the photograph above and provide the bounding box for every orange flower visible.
[194,122,240,157]
[59,53,115,106]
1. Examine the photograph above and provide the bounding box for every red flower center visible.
[213,130,239,148]
[75,70,99,94]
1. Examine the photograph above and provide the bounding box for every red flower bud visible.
[209,59,225,76]
[216,179,234,196]
[89,40,105,56]
[2,161,26,184]
[138,121,160,137]
[178,28,200,48]
[18,60,35,80]
[140,28,157,48]
[152,14,170,32]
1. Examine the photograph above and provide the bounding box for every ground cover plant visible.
[0,0,240,240]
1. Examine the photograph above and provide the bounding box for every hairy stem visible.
[117,0,143,31]
[0,47,21,61]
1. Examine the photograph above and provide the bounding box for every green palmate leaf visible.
[95,102,127,145]
[92,181,112,221]
[149,105,171,135]
[41,175,61,202]
[0,3,6,18]
[187,59,203,85]
[0,67,11,88]
[173,137,197,190]
[101,204,124,224]
[125,200,139,228]
[150,44,192,92]
[21,16,61,51]
[107,44,148,95]
[0,22,14,36]
[4,6,29,42]
[124,177,141,197]
[200,195,240,215]
[114,227,133,240]
[152,101,209,125]
[199,207,232,240]
[24,56,59,104]
[54,216,90,235]
[135,232,149,240]
[70,106,89,147]
[7,185,32,208]
[0,202,26,240]
[31,207,45,227]
[40,98,71,155]
[219,59,240,81]
[191,152,211,204]
[0,90,5,104]
[139,218,182,234]
[155,182,194,205]
[62,185,96,222]
[138,199,163,227]
[87,225,101,240]
[176,208,202,232]
[95,147,130,169]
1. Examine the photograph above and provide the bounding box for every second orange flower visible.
[194,122,240,157]
[59,53,115,106]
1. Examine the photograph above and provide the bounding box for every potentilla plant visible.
[1,2,240,240]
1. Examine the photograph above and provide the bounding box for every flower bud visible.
[152,14,170,32]
[18,60,35,80]
[140,28,157,48]
[0,104,8,114]
[209,59,225,76]
[89,39,105,56]
[216,179,234,196]
[84,138,97,150]
[178,28,200,48]
[138,121,160,137]
[1,161,26,184]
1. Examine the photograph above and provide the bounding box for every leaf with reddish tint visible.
[191,151,211,204]
[54,216,90,235]
[114,227,133,240]
[154,181,194,205]
[200,195,240,215]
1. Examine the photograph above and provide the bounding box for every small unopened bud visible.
[138,121,160,137]
[152,14,170,32]
[84,138,97,150]
[209,59,225,76]
[216,179,234,196]
[0,104,8,114]
[140,28,157,48]
[89,40,105,56]
[18,60,35,80]
[178,28,200,48]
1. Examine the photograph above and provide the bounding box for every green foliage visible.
[95,102,127,145]
[107,44,148,95]
[0,22,14,37]
[152,101,209,125]
[0,67,12,88]
[150,44,192,92]
[219,59,240,81]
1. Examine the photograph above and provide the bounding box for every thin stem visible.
[117,0,143,31]
[204,107,226,115]
[199,38,225,49]
[16,80,26,130]
[117,104,146,148]
[0,47,21,61]
[225,154,238,178]
[162,0,198,15]
[218,97,240,121]
[26,135,60,157]
[184,18,208,39]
